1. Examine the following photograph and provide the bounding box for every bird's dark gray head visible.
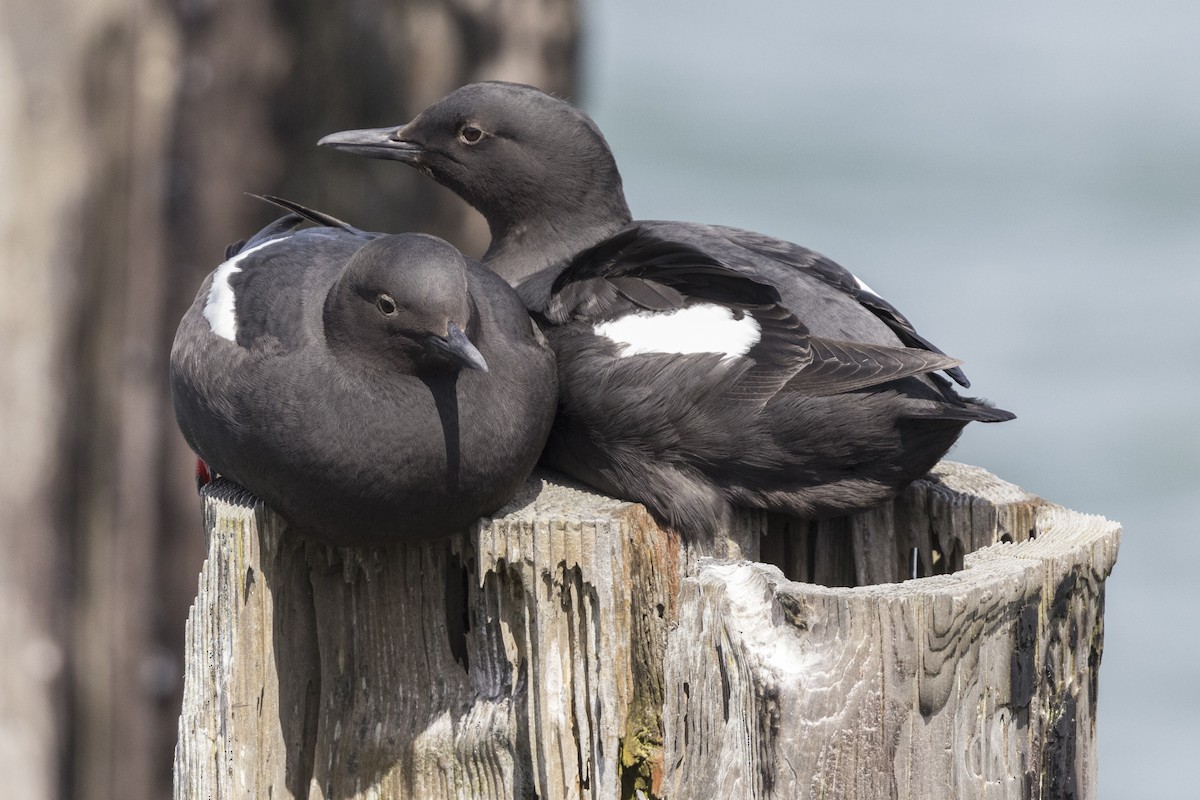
[320,82,630,229]
[325,233,488,375]
[320,82,634,299]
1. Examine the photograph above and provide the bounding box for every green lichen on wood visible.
[619,723,660,800]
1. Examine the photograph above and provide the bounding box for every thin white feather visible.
[852,273,878,296]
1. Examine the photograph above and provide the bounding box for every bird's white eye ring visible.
[376,294,397,315]
[458,125,484,145]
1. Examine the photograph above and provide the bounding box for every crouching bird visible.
[170,204,557,546]
[319,82,1014,537]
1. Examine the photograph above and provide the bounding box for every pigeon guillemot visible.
[170,202,557,546]
[318,82,1014,536]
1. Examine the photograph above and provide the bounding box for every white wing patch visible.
[594,303,761,361]
[203,238,281,342]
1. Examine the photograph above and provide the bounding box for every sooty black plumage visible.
[170,208,557,545]
[319,82,1014,536]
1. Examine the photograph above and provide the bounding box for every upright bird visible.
[170,204,557,546]
[319,82,1013,536]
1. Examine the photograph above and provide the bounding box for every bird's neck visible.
[483,200,632,313]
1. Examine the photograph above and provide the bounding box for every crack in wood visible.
[175,464,1120,799]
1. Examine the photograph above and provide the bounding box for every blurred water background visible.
[578,2,1198,797]
[3,1,1192,796]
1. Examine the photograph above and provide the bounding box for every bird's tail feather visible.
[909,397,1016,423]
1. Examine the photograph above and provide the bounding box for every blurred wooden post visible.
[173,462,1119,800]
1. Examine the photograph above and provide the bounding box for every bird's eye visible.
[458,125,484,145]
[376,294,397,315]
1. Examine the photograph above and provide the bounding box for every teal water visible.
[582,2,1200,796]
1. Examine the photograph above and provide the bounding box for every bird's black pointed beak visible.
[318,125,422,163]
[431,322,488,372]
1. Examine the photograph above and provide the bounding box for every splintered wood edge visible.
[932,460,1121,593]
[188,464,1120,798]
[197,471,641,540]
[479,469,639,526]
[198,461,1123,598]
[696,461,1121,600]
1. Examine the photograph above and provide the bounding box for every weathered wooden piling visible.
[173,462,1119,799]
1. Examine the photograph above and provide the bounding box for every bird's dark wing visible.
[547,225,962,406]
[777,337,962,397]
[221,229,369,353]
[252,194,370,236]
[225,194,376,260]
[225,214,305,259]
[211,200,380,354]
[725,303,963,406]
[700,223,971,388]
[545,226,780,324]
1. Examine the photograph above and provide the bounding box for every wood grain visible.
[662,463,1117,800]
[174,463,1120,800]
